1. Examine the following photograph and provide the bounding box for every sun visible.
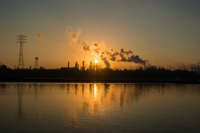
[94,59,99,64]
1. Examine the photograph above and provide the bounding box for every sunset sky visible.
[0,0,200,69]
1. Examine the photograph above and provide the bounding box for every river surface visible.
[0,83,200,133]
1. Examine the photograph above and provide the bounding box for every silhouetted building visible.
[75,61,79,70]
[190,64,200,73]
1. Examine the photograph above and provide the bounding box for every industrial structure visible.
[67,61,70,69]
[34,57,39,69]
[75,61,79,69]
[81,61,85,71]
[64,60,97,71]
[17,34,27,69]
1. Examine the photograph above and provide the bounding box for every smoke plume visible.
[107,48,146,65]
[67,27,80,43]
[100,53,110,68]
[67,27,148,68]
[37,33,43,39]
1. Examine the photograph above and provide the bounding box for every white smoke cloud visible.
[66,27,148,68]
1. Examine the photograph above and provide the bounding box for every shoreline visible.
[0,79,199,84]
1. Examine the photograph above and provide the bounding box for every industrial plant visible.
[0,34,200,83]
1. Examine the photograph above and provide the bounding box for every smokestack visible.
[82,61,85,71]
[89,61,93,70]
[75,61,79,70]
[67,61,70,69]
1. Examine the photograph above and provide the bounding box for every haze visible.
[0,0,199,68]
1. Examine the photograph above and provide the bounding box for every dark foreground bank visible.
[0,67,200,83]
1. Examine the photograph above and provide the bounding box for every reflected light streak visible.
[94,84,97,98]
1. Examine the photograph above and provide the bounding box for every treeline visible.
[0,64,200,83]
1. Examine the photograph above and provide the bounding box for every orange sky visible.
[0,1,200,69]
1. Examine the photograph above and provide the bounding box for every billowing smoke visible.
[67,27,148,68]
[82,41,90,51]
[37,33,43,39]
[67,27,80,43]
[107,48,146,65]
[101,56,110,68]
[36,33,44,44]
[100,53,110,68]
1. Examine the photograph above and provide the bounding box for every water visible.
[0,83,200,133]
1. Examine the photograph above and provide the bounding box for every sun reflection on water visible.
[94,84,97,98]
[1,83,200,132]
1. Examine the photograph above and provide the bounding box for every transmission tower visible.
[34,57,39,69]
[17,34,27,69]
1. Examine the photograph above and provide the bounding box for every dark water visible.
[0,83,200,133]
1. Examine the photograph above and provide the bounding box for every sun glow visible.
[94,59,99,64]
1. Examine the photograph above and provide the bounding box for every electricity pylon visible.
[17,34,27,69]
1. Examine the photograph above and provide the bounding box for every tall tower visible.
[67,61,70,69]
[17,34,27,69]
[75,61,79,70]
[34,57,39,69]
[89,61,93,70]
[81,61,85,71]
